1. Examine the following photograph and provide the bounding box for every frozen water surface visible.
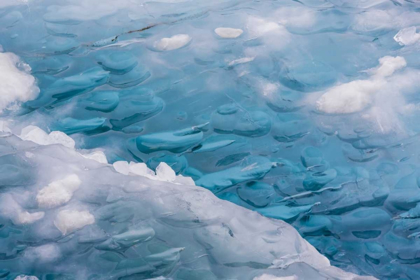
[0,0,420,279]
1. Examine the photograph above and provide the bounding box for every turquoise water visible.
[1,0,420,279]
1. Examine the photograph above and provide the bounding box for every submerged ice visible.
[1,0,420,279]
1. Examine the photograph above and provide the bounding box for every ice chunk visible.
[174,175,195,186]
[147,154,189,174]
[129,162,156,179]
[37,174,81,208]
[19,126,49,145]
[0,52,39,112]
[215,27,243,38]
[113,161,130,175]
[126,161,182,183]
[394,27,420,46]
[156,162,176,182]
[47,131,76,149]
[153,34,192,51]
[54,209,95,235]
[82,150,108,164]
[20,126,76,149]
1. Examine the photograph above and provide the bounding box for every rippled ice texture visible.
[0,124,374,280]
[0,0,420,279]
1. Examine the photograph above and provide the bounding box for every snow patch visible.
[37,174,81,209]
[54,209,95,235]
[154,34,191,51]
[215,27,243,38]
[316,56,407,114]
[0,52,39,113]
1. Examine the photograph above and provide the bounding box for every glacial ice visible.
[1,0,420,279]
[0,131,371,280]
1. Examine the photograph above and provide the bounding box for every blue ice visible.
[1,0,420,279]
